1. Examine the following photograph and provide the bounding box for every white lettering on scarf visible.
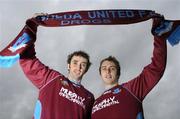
[40,10,155,26]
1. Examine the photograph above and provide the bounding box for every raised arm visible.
[123,19,167,101]
[19,45,60,89]
[19,14,60,89]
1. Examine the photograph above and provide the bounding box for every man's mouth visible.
[105,75,112,79]
[75,70,81,75]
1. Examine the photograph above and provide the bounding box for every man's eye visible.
[73,62,77,65]
[111,68,116,70]
[101,67,106,70]
[82,64,87,68]
[110,67,116,70]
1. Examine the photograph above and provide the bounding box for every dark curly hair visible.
[67,51,91,73]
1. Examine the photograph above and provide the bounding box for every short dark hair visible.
[99,56,121,79]
[67,51,91,73]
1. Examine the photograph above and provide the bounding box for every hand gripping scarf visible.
[0,9,180,68]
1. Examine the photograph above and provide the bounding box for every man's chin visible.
[75,75,83,80]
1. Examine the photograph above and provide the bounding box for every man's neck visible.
[105,83,118,90]
[68,76,81,85]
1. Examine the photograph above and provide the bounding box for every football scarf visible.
[0,9,180,68]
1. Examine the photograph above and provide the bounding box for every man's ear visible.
[67,64,70,71]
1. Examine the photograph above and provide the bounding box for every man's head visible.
[67,51,91,80]
[99,56,121,86]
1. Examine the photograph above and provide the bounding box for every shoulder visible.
[82,86,94,99]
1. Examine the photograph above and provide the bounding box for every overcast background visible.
[0,0,180,119]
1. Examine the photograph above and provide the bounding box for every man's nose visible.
[77,64,82,70]
[106,68,111,74]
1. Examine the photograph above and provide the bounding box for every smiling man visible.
[20,46,94,119]
[91,18,167,119]
[19,14,94,119]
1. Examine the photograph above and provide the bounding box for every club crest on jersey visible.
[8,32,30,52]
[113,88,121,94]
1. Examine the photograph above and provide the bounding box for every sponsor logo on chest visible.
[92,96,119,114]
[59,87,85,109]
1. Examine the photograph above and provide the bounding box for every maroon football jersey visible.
[92,37,167,119]
[20,56,94,119]
[92,85,143,119]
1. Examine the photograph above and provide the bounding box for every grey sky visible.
[0,0,180,119]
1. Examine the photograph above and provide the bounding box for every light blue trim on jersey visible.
[0,54,20,68]
[136,112,143,119]
[34,100,42,119]
[167,26,180,46]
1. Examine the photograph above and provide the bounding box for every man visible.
[19,14,94,119]
[91,18,167,119]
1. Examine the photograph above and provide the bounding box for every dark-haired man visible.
[91,19,167,119]
[19,14,94,119]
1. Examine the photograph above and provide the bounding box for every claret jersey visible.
[92,85,143,119]
[20,50,94,119]
[91,37,167,119]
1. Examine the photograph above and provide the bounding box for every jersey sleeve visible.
[123,36,167,101]
[19,43,60,89]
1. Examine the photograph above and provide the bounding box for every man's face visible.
[68,55,88,81]
[100,60,118,85]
